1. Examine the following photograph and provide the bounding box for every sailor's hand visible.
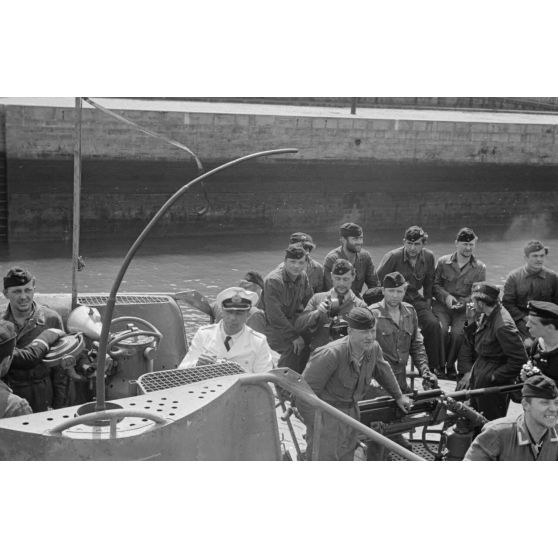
[317,300,330,315]
[445,295,458,309]
[421,370,439,390]
[196,353,217,366]
[292,336,306,355]
[523,337,535,351]
[396,395,412,413]
[456,372,471,391]
[38,328,65,346]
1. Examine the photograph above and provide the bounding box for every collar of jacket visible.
[449,252,478,267]
[218,321,246,342]
[374,299,412,320]
[475,304,499,334]
[345,336,374,368]
[402,246,425,264]
[483,302,502,325]
[516,413,558,446]
[329,287,357,303]
[281,265,305,284]
[523,265,548,279]
[2,301,45,331]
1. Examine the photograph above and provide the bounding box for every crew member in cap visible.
[211,271,267,335]
[457,282,527,421]
[369,272,435,394]
[180,286,274,374]
[0,320,64,418]
[375,226,444,377]
[2,267,67,412]
[522,301,558,384]
[262,244,313,373]
[290,232,326,294]
[296,307,411,460]
[464,375,558,460]
[432,228,486,380]
[502,240,558,344]
[295,259,368,353]
[323,222,380,300]
[366,272,436,454]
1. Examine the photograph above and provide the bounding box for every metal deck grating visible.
[136,361,246,393]
[388,441,439,461]
[78,295,170,305]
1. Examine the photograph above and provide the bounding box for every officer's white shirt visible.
[179,322,274,374]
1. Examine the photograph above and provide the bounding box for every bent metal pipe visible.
[88,147,299,413]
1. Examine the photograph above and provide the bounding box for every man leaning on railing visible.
[295,307,411,460]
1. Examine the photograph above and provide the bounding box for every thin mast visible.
[71,97,82,310]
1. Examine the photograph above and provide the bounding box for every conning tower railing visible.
[239,368,424,461]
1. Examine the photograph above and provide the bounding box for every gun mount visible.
[358,383,523,460]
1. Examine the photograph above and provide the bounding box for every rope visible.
[82,97,210,215]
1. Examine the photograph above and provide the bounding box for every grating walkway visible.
[136,362,246,393]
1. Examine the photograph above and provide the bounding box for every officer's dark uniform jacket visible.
[528,340,558,384]
[464,414,558,461]
[3,302,64,412]
[460,302,527,420]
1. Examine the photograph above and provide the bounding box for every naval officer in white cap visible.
[180,286,274,374]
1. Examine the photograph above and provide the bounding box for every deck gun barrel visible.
[358,383,523,426]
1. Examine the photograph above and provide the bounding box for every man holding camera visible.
[296,259,368,353]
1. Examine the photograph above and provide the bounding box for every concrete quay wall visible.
[1,102,558,241]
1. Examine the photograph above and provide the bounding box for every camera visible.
[326,296,340,317]
[329,317,348,340]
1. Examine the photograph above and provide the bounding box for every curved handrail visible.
[239,370,425,461]
[91,148,298,411]
[49,409,167,436]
